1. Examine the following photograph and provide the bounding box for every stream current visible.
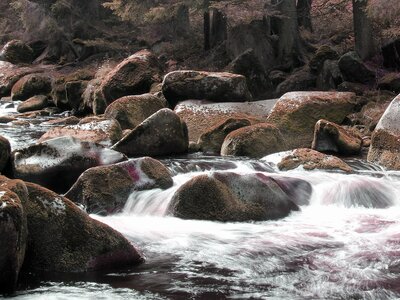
[1,100,400,299]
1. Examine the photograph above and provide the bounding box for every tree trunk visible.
[203,0,210,50]
[275,0,305,68]
[297,0,313,32]
[352,0,376,59]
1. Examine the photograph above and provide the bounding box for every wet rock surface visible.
[278,148,352,172]
[23,181,144,272]
[0,181,27,294]
[168,171,302,222]
[66,157,173,214]
[11,136,127,193]
[39,119,123,147]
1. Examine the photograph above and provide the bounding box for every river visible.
[1,99,400,299]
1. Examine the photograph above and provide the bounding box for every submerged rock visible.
[104,94,166,130]
[162,70,252,107]
[312,119,362,155]
[23,182,144,272]
[112,108,188,157]
[368,94,400,169]
[278,148,352,172]
[168,172,302,222]
[0,182,27,294]
[11,136,127,193]
[65,157,173,214]
[267,91,356,150]
[221,123,286,158]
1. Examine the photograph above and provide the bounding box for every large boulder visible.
[104,94,167,130]
[100,50,162,104]
[65,157,173,215]
[112,108,188,157]
[162,70,252,107]
[221,123,286,158]
[17,95,49,113]
[277,148,352,172]
[368,94,400,169]
[267,91,357,150]
[39,119,123,147]
[11,136,127,193]
[312,119,362,155]
[23,182,144,272]
[198,118,251,154]
[0,135,11,172]
[226,49,271,98]
[168,172,301,222]
[338,51,375,83]
[0,182,27,294]
[11,74,52,101]
[175,100,275,142]
[0,40,34,64]
[275,67,317,97]
[0,63,42,98]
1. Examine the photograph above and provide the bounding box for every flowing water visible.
[2,100,400,299]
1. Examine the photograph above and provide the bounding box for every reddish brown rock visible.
[378,73,400,93]
[66,157,173,214]
[11,73,52,101]
[17,95,49,113]
[112,108,188,157]
[312,119,362,155]
[175,100,275,142]
[0,136,11,173]
[100,50,162,104]
[368,94,400,169]
[39,119,123,147]
[267,91,356,150]
[23,182,144,272]
[198,118,251,154]
[278,148,352,172]
[168,172,301,222]
[0,183,27,294]
[221,123,286,158]
[104,94,166,130]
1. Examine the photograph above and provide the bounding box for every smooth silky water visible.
[1,100,400,299]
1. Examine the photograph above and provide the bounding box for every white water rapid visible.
[89,157,400,299]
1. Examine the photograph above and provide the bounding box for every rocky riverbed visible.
[1,45,400,298]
